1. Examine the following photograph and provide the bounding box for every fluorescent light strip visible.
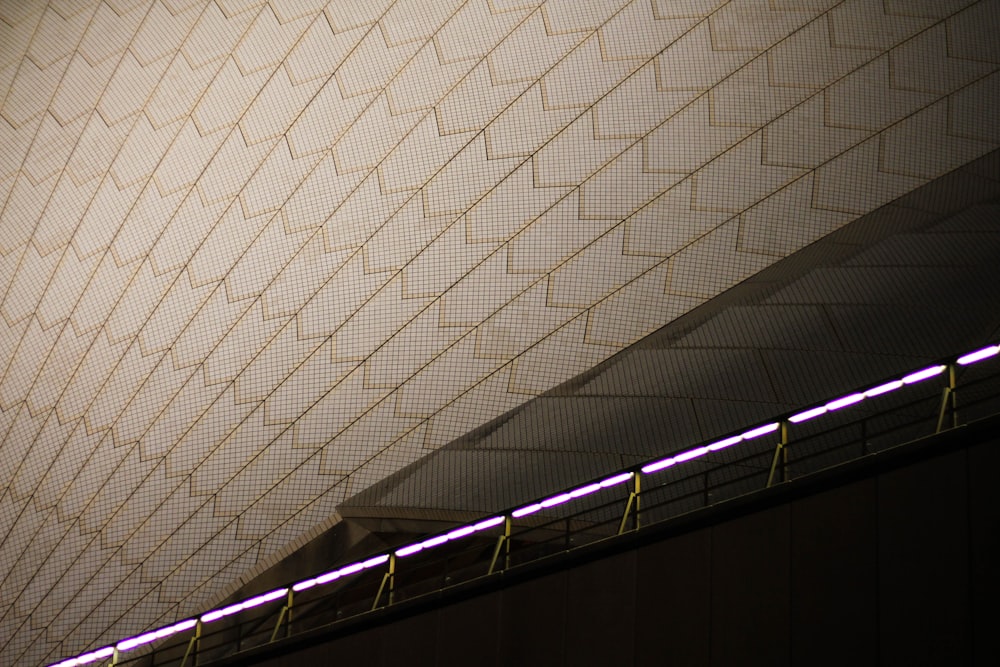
[902,365,946,384]
[294,554,391,590]
[865,379,903,397]
[826,392,865,411]
[642,427,777,475]
[641,457,675,474]
[56,647,115,666]
[742,422,780,439]
[599,472,633,487]
[788,406,826,423]
[707,435,742,452]
[675,446,708,463]
[394,517,505,559]
[512,473,632,517]
[512,503,542,518]
[958,345,1000,365]
[50,343,1000,667]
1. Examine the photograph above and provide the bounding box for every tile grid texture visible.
[0,0,997,663]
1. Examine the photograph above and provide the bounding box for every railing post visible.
[936,363,958,432]
[766,421,789,488]
[181,620,202,667]
[372,554,396,610]
[270,589,294,642]
[618,473,640,535]
[488,516,511,574]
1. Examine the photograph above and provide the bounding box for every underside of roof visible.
[0,1,998,664]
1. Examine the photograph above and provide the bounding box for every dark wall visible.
[243,435,999,667]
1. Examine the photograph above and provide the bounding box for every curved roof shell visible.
[0,0,998,663]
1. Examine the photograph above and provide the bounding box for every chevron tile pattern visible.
[0,1,998,664]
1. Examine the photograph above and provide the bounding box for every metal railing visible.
[52,343,1000,667]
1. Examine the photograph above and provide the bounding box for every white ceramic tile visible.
[386,39,470,115]
[332,94,421,173]
[263,342,348,424]
[261,235,351,320]
[191,56,270,135]
[0,315,59,408]
[486,82,577,159]
[333,272,431,360]
[0,56,67,128]
[593,62,697,139]
[234,325,321,404]
[828,0,932,51]
[144,52,220,129]
[282,153,363,234]
[49,53,117,126]
[286,78,375,156]
[892,101,997,179]
[435,60,527,135]
[532,110,631,187]
[380,0,465,47]
[180,0,257,69]
[737,172,852,256]
[1,246,60,327]
[151,119,227,197]
[27,5,95,69]
[691,133,807,213]
[579,142,685,220]
[27,325,97,415]
[204,300,286,385]
[644,97,750,173]
[36,252,101,331]
[324,0,393,33]
[239,66,325,145]
[129,0,201,67]
[241,138,323,218]
[435,0,529,64]
[137,269,214,355]
[365,304,464,388]
[77,1,144,67]
[489,10,582,86]
[232,5,312,76]
[653,22,753,92]
[194,129,274,207]
[106,259,175,344]
[66,253,132,337]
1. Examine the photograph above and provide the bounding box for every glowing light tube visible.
[446,525,476,540]
[117,631,159,651]
[394,544,423,558]
[788,406,826,423]
[866,379,903,397]
[201,602,244,623]
[641,457,675,474]
[707,435,742,452]
[512,503,542,518]
[540,493,573,508]
[675,446,708,463]
[958,345,1000,365]
[901,365,946,384]
[363,555,390,569]
[241,588,288,610]
[474,516,505,531]
[826,392,865,411]
[76,647,115,664]
[569,482,602,498]
[599,472,633,488]
[741,422,780,440]
[114,617,199,653]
